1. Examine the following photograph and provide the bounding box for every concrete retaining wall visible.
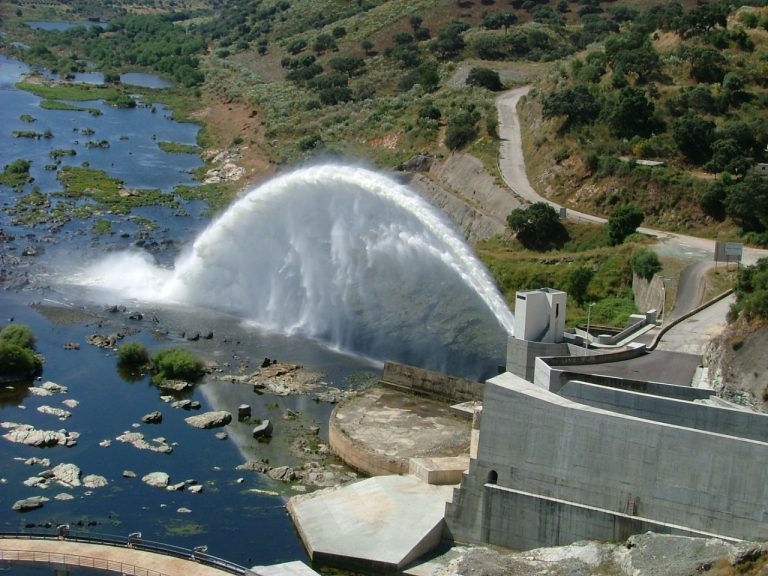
[507,339,570,382]
[479,486,735,550]
[379,361,484,404]
[445,373,768,548]
[560,381,768,442]
[558,372,712,401]
[633,273,664,315]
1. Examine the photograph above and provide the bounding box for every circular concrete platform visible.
[329,386,471,476]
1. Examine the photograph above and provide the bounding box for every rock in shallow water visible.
[12,496,48,512]
[184,411,232,429]
[142,471,170,488]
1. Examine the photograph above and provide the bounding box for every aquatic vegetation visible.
[0,159,34,188]
[57,166,179,214]
[50,148,77,160]
[158,141,200,154]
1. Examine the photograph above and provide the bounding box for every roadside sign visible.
[714,241,743,264]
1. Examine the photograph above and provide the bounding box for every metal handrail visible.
[0,530,256,575]
[0,548,169,576]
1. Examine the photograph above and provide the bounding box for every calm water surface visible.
[0,53,377,573]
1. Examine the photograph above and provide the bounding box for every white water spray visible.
[80,165,515,374]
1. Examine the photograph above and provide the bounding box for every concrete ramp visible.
[287,475,453,573]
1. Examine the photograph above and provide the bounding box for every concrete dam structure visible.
[444,288,768,550]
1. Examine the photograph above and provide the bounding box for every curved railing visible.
[0,548,169,576]
[0,529,255,575]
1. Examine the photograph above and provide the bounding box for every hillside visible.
[1,0,767,328]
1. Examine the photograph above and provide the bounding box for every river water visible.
[0,53,510,573]
[0,53,340,571]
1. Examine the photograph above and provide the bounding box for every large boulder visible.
[52,463,81,487]
[83,474,108,489]
[142,472,170,488]
[142,411,163,424]
[12,496,48,512]
[185,411,232,429]
[252,420,273,438]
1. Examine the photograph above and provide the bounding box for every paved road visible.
[495,86,768,324]
[656,294,735,354]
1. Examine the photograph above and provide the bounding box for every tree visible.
[731,258,768,321]
[724,173,768,233]
[445,110,479,150]
[607,205,644,245]
[117,341,149,367]
[483,12,518,31]
[329,56,364,77]
[608,87,661,139]
[313,33,337,53]
[466,67,503,91]
[630,248,662,281]
[672,114,715,165]
[706,138,753,177]
[433,22,468,59]
[506,202,569,250]
[0,324,36,350]
[150,348,204,384]
[567,266,594,305]
[0,341,41,379]
[543,84,600,128]
[604,33,660,83]
[680,45,727,84]
[0,324,41,380]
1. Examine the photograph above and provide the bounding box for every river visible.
[0,51,510,574]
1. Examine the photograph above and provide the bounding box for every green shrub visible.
[150,348,205,383]
[630,247,662,281]
[466,67,503,91]
[0,341,41,379]
[0,324,36,350]
[117,341,150,367]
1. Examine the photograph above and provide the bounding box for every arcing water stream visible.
[80,165,514,377]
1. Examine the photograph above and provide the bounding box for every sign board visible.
[714,241,743,263]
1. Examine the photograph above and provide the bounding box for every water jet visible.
[82,165,514,377]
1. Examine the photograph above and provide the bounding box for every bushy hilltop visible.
[1,0,767,242]
[523,2,768,242]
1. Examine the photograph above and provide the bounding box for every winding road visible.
[495,86,768,334]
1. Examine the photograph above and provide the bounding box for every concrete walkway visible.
[0,538,238,575]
